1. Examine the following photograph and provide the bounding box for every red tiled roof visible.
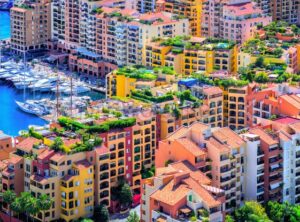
[274,117,300,125]
[224,2,262,16]
[16,137,41,153]
[176,138,206,156]
[250,128,277,145]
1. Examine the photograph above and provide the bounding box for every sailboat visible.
[15,51,49,116]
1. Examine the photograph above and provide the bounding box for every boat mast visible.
[55,60,60,121]
[70,75,73,118]
[23,50,26,102]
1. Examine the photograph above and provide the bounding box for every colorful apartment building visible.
[201,0,224,38]
[141,160,225,222]
[106,66,178,98]
[224,85,250,130]
[248,84,300,126]
[60,160,94,221]
[69,8,189,77]
[0,133,14,161]
[243,129,283,203]
[145,37,238,75]
[10,0,51,54]
[254,0,300,25]
[200,0,271,43]
[156,0,202,37]
[220,1,271,44]
[254,117,300,204]
[156,122,245,212]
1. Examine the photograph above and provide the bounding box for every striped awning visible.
[202,184,224,194]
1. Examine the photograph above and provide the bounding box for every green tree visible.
[273,47,283,58]
[94,204,109,222]
[2,190,17,222]
[239,67,255,82]
[11,198,23,219]
[225,215,235,222]
[254,72,269,83]
[50,137,63,151]
[235,201,271,222]
[37,194,53,222]
[119,183,133,209]
[266,201,300,222]
[19,192,36,222]
[126,211,140,222]
[254,56,265,68]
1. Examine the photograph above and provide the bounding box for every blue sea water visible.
[0,83,48,136]
[0,11,10,40]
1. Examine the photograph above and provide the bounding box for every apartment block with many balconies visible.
[141,160,225,222]
[155,122,245,213]
[10,0,51,54]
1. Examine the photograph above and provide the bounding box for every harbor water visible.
[0,12,105,135]
[0,11,10,40]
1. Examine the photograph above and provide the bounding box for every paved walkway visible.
[110,205,141,222]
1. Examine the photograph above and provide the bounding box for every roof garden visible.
[131,89,174,103]
[184,38,236,51]
[260,21,300,38]
[57,116,137,134]
[160,36,191,47]
[155,36,235,51]
[115,66,157,80]
[115,66,177,80]
[191,73,249,88]
[241,38,285,58]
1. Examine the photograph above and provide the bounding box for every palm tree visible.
[1,190,17,222]
[28,198,40,222]
[19,192,35,222]
[37,194,53,222]
[11,198,23,220]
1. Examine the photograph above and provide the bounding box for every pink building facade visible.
[221,1,271,43]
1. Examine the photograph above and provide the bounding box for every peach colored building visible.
[68,8,189,76]
[156,122,245,212]
[0,134,14,161]
[10,0,51,54]
[248,84,300,126]
[141,160,225,222]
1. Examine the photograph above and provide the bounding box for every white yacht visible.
[63,85,91,95]
[16,100,49,116]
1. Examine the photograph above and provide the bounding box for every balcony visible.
[257,158,264,165]
[221,175,234,183]
[220,166,232,173]
[257,149,264,156]
[152,210,181,222]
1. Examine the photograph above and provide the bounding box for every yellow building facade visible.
[60,161,94,221]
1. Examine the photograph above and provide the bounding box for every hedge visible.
[58,116,136,134]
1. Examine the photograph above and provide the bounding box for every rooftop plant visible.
[115,67,157,81]
[153,66,176,75]
[58,116,136,134]
[131,89,174,103]
[160,36,189,47]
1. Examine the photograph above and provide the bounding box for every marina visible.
[0,60,105,135]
